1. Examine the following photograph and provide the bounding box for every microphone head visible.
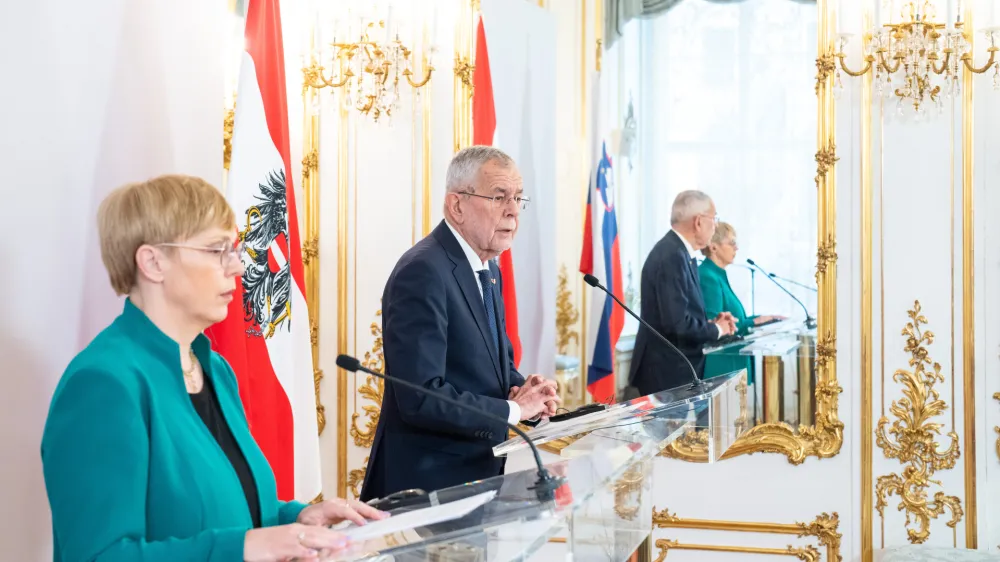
[335,354,361,372]
[583,273,600,288]
[745,258,756,266]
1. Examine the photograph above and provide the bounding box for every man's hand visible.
[510,375,561,420]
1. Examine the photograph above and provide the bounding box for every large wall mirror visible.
[607,0,840,463]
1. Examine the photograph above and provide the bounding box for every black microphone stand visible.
[335,355,565,501]
[767,272,817,293]
[583,274,704,391]
[746,260,817,330]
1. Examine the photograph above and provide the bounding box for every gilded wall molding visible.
[454,55,475,93]
[301,86,324,436]
[875,301,962,544]
[815,53,836,95]
[612,460,647,521]
[660,329,842,464]
[347,458,368,500]
[652,508,841,562]
[223,106,235,170]
[654,541,820,561]
[342,310,387,498]
[660,0,842,464]
[814,139,838,188]
[350,312,385,449]
[815,235,837,281]
[556,265,580,355]
[994,392,1000,462]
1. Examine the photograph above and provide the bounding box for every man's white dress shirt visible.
[670,228,724,339]
[445,221,523,424]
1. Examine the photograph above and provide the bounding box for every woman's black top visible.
[189,376,262,528]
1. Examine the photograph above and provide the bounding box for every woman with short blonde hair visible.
[42,174,385,562]
[698,222,784,382]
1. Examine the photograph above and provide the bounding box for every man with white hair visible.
[628,190,737,396]
[360,146,559,502]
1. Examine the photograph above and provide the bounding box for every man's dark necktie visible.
[690,257,703,290]
[476,269,500,354]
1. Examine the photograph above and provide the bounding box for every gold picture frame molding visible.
[660,0,842,464]
[652,508,842,562]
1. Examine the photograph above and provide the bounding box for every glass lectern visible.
[325,371,746,562]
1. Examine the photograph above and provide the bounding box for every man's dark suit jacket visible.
[628,230,719,396]
[360,221,525,502]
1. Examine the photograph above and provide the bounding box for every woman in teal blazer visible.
[41,175,385,562]
[698,222,783,384]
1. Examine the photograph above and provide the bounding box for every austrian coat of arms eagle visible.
[240,168,292,339]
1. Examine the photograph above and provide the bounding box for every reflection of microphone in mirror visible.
[745,259,816,329]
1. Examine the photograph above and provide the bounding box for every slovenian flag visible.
[205,0,321,502]
[579,142,624,404]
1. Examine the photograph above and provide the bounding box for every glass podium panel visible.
[494,370,746,463]
[322,372,748,562]
[323,416,684,562]
[703,321,817,427]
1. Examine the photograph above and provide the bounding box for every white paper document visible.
[337,490,498,542]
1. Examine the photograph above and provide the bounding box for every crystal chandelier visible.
[835,0,999,117]
[303,7,436,122]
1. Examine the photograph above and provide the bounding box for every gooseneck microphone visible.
[582,273,703,390]
[334,354,565,501]
[746,259,817,329]
[768,272,818,293]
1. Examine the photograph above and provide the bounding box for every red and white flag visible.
[473,16,522,367]
[207,0,320,501]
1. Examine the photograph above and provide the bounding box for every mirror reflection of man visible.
[360,146,559,503]
[628,190,737,396]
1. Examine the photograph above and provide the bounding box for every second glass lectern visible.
[325,371,747,562]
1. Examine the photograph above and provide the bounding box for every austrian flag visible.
[206,0,321,501]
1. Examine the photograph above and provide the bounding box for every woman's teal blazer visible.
[41,299,306,561]
[699,259,756,384]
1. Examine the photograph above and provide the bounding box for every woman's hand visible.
[754,315,786,326]
[243,523,348,562]
[297,497,389,527]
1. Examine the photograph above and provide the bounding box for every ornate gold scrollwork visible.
[815,235,838,282]
[612,461,646,521]
[815,52,837,95]
[815,331,836,371]
[652,508,840,562]
[347,460,368,500]
[875,301,962,544]
[660,331,842,464]
[556,265,580,354]
[301,236,319,267]
[351,312,385,448]
[315,368,326,435]
[454,55,475,96]
[301,149,318,181]
[223,106,235,171]
[814,140,838,188]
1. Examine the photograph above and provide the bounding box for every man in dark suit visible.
[360,146,559,503]
[629,190,736,396]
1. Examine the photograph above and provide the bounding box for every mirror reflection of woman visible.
[698,222,784,383]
